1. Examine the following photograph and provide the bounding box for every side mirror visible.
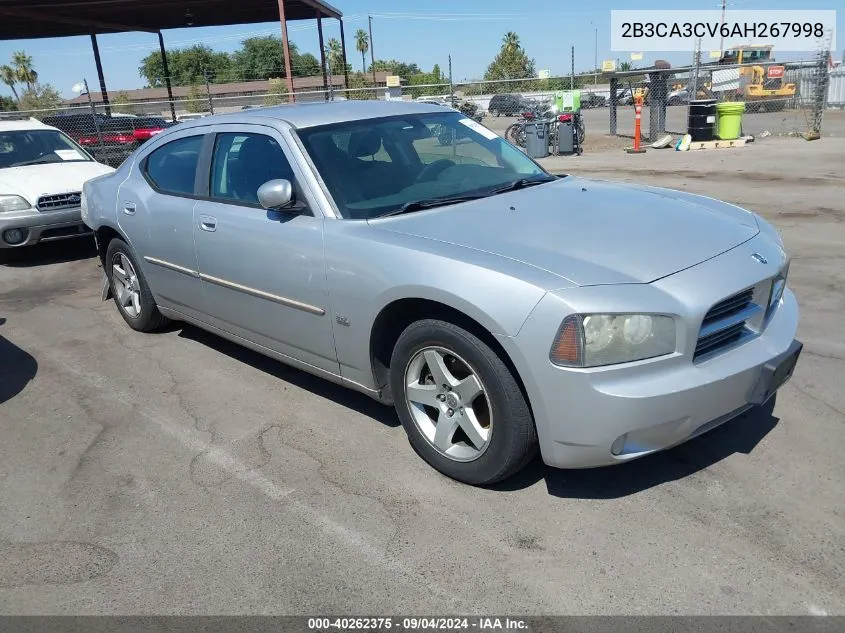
[257,179,294,210]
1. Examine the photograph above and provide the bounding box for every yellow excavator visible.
[718,45,796,111]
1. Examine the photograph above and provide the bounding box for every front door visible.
[192,125,338,374]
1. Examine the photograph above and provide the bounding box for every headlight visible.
[0,195,32,213]
[550,313,676,367]
[768,261,789,315]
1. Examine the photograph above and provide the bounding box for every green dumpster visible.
[716,102,745,140]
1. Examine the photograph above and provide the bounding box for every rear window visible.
[143,135,203,196]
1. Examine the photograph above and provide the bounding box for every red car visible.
[75,117,175,166]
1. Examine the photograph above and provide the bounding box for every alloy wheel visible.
[403,346,492,462]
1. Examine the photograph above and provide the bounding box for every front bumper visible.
[0,207,91,248]
[497,237,800,469]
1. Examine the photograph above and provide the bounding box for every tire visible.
[505,123,526,148]
[389,319,538,485]
[105,238,168,332]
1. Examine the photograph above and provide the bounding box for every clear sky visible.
[0,0,841,98]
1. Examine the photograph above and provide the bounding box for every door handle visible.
[199,214,217,232]
[123,202,136,215]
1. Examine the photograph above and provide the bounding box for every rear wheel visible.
[389,319,537,485]
[105,238,168,332]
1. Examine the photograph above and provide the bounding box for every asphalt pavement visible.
[1,137,843,615]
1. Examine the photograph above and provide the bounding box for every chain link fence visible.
[0,55,834,166]
[607,57,828,143]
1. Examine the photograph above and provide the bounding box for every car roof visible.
[0,117,58,132]
[173,100,450,132]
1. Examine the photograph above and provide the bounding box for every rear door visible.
[117,127,209,320]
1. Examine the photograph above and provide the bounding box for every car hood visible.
[371,176,760,286]
[0,161,114,206]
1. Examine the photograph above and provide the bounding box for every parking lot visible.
[1,135,843,615]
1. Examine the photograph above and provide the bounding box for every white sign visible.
[630,52,643,61]
[538,69,551,79]
[55,149,85,161]
[610,10,836,52]
[458,118,498,140]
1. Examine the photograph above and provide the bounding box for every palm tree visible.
[354,30,369,75]
[325,38,344,76]
[12,51,37,91]
[0,64,19,101]
[502,32,520,52]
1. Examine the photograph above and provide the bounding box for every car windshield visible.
[0,129,92,168]
[297,112,553,219]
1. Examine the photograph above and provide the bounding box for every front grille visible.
[694,322,748,359]
[694,285,769,361]
[701,288,754,326]
[37,192,82,212]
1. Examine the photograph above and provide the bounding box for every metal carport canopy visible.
[0,0,342,39]
[0,0,347,114]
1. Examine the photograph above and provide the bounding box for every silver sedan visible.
[82,101,800,485]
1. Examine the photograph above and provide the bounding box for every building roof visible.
[175,100,450,130]
[63,74,394,105]
[0,0,342,40]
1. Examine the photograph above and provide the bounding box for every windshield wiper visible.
[379,194,485,218]
[488,176,556,195]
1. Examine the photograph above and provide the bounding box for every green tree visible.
[619,61,635,72]
[483,32,536,93]
[354,29,369,75]
[432,64,442,82]
[139,45,231,87]
[12,51,38,91]
[18,83,62,117]
[297,52,321,77]
[1,64,20,101]
[111,90,134,114]
[231,37,323,81]
[368,59,421,78]
[324,39,348,76]
[264,77,287,106]
[184,83,207,113]
[0,94,17,111]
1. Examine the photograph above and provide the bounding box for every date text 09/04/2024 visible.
[307,617,528,630]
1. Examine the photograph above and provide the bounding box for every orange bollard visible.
[626,94,647,154]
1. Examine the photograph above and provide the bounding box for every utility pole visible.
[594,27,598,84]
[718,0,727,57]
[448,54,454,105]
[368,15,377,87]
[204,69,214,115]
[82,78,105,151]
[690,37,702,101]
[571,46,575,91]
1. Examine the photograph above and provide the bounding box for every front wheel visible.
[105,238,168,332]
[389,319,538,485]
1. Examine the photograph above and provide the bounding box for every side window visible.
[144,135,203,196]
[210,132,295,205]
